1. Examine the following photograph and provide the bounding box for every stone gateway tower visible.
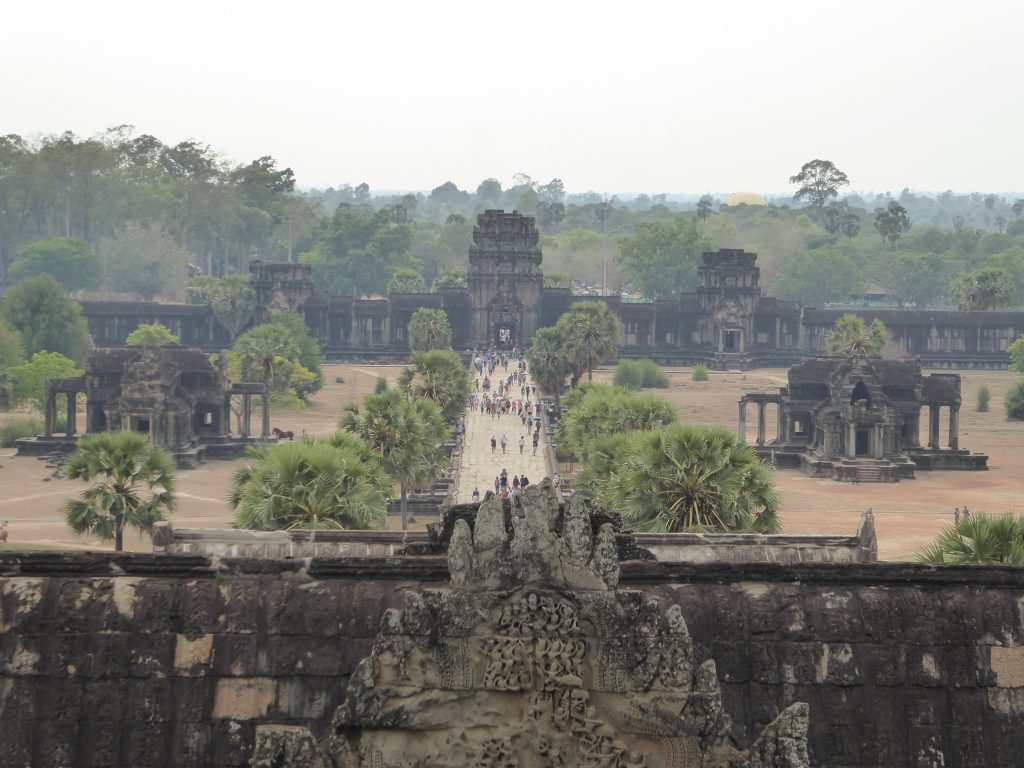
[468,210,544,349]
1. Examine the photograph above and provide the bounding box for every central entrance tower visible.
[468,210,544,348]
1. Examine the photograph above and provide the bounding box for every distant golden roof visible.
[725,191,767,207]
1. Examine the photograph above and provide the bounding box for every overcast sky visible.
[5,0,1021,196]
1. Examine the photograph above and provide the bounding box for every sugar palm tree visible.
[556,301,621,384]
[62,431,177,551]
[339,389,447,530]
[397,349,469,424]
[556,384,676,461]
[597,424,780,533]
[825,314,887,359]
[917,513,1024,564]
[526,326,572,408]
[228,435,389,531]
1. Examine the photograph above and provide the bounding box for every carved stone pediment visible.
[251,484,810,768]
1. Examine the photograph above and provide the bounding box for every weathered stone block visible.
[180,580,220,634]
[212,677,276,719]
[212,634,260,677]
[174,633,214,676]
[217,582,260,634]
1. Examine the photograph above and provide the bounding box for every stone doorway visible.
[855,429,870,456]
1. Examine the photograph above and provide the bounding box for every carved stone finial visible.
[448,519,473,589]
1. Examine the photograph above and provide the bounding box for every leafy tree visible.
[433,270,467,290]
[536,201,566,233]
[696,195,714,223]
[302,207,412,297]
[10,351,82,413]
[543,272,571,289]
[9,237,100,292]
[101,222,191,300]
[0,320,25,372]
[475,178,502,206]
[187,275,257,341]
[1009,334,1024,373]
[917,513,1024,563]
[772,247,863,305]
[840,210,861,241]
[229,436,389,531]
[594,424,780,533]
[398,349,469,424]
[1006,380,1024,420]
[62,431,177,551]
[126,323,179,346]
[556,384,677,461]
[428,181,471,206]
[407,307,452,353]
[556,301,621,384]
[388,267,427,294]
[984,194,998,211]
[233,313,322,400]
[1012,199,1024,218]
[526,326,572,408]
[820,203,845,236]
[339,389,447,531]
[0,275,90,363]
[886,252,949,307]
[616,218,711,299]
[874,201,911,249]
[950,267,1015,311]
[825,314,887,358]
[790,159,849,208]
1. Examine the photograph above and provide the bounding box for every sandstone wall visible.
[1,553,1022,767]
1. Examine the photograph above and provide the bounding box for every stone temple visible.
[79,210,1024,370]
[739,357,988,482]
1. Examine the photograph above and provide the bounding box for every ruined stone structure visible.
[17,344,269,467]
[79,211,1024,369]
[5,513,1024,766]
[740,357,988,482]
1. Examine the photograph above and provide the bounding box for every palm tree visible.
[228,435,389,531]
[596,424,780,533]
[397,349,469,424]
[339,389,447,530]
[526,326,572,408]
[556,384,677,461]
[406,308,453,353]
[917,513,1024,564]
[696,195,713,223]
[557,301,621,384]
[825,314,887,359]
[62,431,177,551]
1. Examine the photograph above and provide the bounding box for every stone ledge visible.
[3,551,1024,587]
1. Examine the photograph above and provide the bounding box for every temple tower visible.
[467,210,544,348]
[697,248,761,358]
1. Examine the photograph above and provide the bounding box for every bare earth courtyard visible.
[1,363,1021,561]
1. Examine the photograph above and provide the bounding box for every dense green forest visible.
[2,130,1024,309]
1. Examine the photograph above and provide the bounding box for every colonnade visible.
[925,403,960,451]
[225,389,271,439]
[737,398,782,446]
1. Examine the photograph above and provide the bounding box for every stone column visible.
[738,401,747,443]
[261,392,271,438]
[776,404,784,443]
[847,421,857,458]
[44,389,55,438]
[949,404,960,450]
[66,392,76,437]
[756,402,766,446]
[224,394,233,436]
[928,405,940,449]
[873,424,884,458]
[240,394,251,439]
[822,421,835,458]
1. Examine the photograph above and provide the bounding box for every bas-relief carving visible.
[251,482,810,767]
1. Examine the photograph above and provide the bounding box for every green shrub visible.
[976,384,991,412]
[637,359,669,388]
[374,376,389,394]
[1006,380,1024,420]
[0,417,45,447]
[692,364,710,382]
[612,360,644,390]
[270,391,308,412]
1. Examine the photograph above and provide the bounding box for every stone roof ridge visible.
[448,481,620,591]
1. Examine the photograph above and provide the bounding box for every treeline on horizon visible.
[2,129,1024,311]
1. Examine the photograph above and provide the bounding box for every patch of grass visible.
[692,364,710,382]
[0,542,61,552]
[0,417,45,447]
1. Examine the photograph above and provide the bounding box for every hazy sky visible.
[5,0,1022,196]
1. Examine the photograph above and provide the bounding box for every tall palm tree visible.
[339,389,446,530]
[556,384,676,461]
[557,301,621,384]
[62,431,177,551]
[397,349,469,424]
[825,314,887,359]
[596,424,780,533]
[526,326,572,408]
[228,435,389,531]
[917,513,1024,564]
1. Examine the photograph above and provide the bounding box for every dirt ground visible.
[1,363,1021,561]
